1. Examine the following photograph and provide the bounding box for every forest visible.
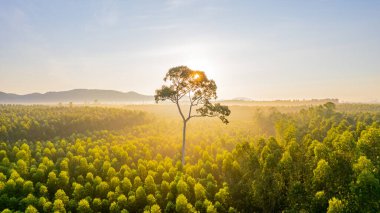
[0,103,379,212]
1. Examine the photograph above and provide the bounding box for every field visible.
[0,103,380,212]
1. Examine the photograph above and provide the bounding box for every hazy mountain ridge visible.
[0,89,154,103]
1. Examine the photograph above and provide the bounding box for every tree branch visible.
[192,96,202,106]
[175,99,186,121]
[187,92,193,121]
[190,114,218,119]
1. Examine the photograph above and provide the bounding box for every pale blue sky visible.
[0,0,379,102]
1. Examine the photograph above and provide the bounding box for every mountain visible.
[231,97,252,101]
[0,89,154,103]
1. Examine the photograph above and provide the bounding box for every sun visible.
[193,73,200,80]
[184,57,217,79]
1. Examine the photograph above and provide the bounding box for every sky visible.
[0,0,379,102]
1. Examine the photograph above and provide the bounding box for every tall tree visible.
[155,66,231,166]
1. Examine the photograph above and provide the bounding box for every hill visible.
[221,98,340,106]
[0,89,154,104]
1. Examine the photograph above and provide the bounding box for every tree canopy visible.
[155,66,230,123]
[0,103,379,212]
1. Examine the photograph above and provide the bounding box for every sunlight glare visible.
[184,55,218,79]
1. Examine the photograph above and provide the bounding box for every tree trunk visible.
[182,121,187,167]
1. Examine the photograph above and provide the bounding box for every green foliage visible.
[0,105,148,141]
[175,194,190,213]
[53,199,66,213]
[151,204,161,213]
[136,186,147,209]
[55,189,69,207]
[25,205,38,213]
[327,197,345,213]
[0,104,379,212]
[194,183,206,201]
[77,199,92,213]
[144,175,156,195]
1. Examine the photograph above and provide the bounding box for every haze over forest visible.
[0,89,343,104]
[0,89,153,104]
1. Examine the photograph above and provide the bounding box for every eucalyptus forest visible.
[0,103,379,213]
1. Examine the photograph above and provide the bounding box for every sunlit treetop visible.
[155,65,230,124]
